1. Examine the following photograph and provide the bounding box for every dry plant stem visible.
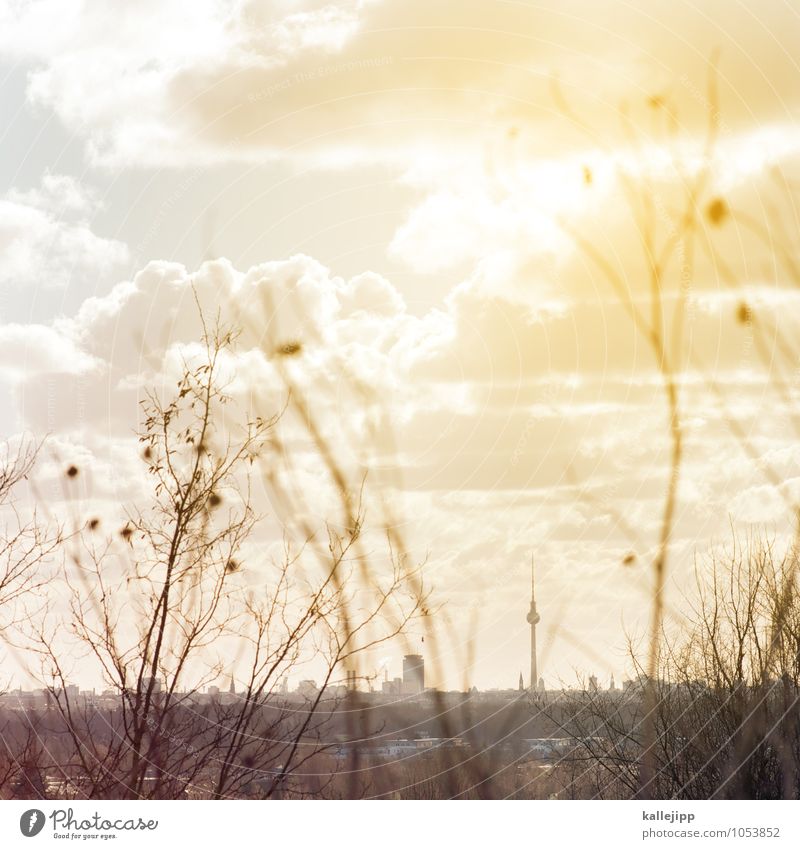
[235,292,479,797]
[10,301,430,800]
[554,57,724,797]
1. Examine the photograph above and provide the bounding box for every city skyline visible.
[0,553,631,694]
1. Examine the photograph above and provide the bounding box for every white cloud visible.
[0,322,101,381]
[4,0,799,318]
[0,174,129,291]
[6,172,98,217]
[15,254,433,438]
[7,251,792,503]
[4,0,799,169]
[270,3,361,52]
[339,270,405,316]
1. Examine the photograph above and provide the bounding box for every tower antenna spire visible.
[526,553,541,691]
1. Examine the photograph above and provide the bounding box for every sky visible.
[2,0,800,690]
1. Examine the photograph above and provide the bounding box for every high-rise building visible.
[526,555,541,691]
[402,654,424,694]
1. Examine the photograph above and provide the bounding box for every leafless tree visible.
[544,532,800,799]
[0,435,64,797]
[19,315,425,799]
[0,437,58,632]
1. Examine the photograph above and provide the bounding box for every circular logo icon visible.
[19,810,46,837]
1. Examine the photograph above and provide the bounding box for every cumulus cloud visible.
[6,250,793,497]
[0,173,129,291]
[9,256,433,445]
[0,322,101,381]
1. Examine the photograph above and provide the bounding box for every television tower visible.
[526,555,540,690]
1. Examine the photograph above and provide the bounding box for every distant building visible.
[382,676,403,696]
[623,675,648,694]
[297,680,318,699]
[373,737,466,758]
[402,655,424,695]
[525,737,608,761]
[524,738,577,761]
